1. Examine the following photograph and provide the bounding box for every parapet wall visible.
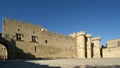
[102,38,120,58]
[3,18,74,39]
[107,38,120,48]
[103,46,120,58]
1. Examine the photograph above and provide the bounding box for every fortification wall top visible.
[76,31,86,36]
[107,38,120,42]
[107,38,120,48]
[86,34,92,38]
[5,18,42,29]
[3,18,75,40]
[69,32,76,37]
[92,37,101,41]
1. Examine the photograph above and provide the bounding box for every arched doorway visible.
[0,43,7,60]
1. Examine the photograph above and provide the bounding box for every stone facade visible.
[0,18,102,60]
[102,38,120,58]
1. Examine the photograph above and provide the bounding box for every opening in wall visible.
[35,46,36,52]
[31,36,38,42]
[45,40,47,44]
[18,29,20,31]
[16,33,23,41]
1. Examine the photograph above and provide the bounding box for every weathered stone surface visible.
[86,34,92,58]
[1,18,120,60]
[102,39,120,58]
[92,37,101,58]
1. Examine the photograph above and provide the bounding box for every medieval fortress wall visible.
[0,18,120,60]
[0,18,101,59]
[3,18,77,58]
[102,39,120,58]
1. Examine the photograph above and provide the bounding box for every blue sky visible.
[0,0,120,46]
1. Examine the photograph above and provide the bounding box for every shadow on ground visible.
[74,65,120,68]
[0,60,61,68]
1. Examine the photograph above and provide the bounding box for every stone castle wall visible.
[103,39,120,58]
[1,18,120,59]
[103,46,120,58]
[107,39,120,48]
[0,18,103,59]
[3,18,76,59]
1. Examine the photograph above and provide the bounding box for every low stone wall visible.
[102,46,120,58]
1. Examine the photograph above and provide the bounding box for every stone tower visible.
[92,37,101,58]
[86,34,92,58]
[76,31,86,58]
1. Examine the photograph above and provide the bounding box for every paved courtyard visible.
[0,58,120,68]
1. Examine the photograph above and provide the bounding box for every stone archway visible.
[0,43,7,60]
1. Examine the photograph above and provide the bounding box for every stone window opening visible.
[45,40,47,44]
[31,36,38,42]
[16,33,23,41]
[35,46,37,52]
[18,29,20,31]
[33,31,35,34]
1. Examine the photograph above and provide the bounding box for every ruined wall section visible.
[3,18,76,58]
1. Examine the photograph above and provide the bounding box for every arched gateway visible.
[0,43,7,60]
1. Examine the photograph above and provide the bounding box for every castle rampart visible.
[102,38,120,58]
[2,18,76,59]
[0,18,103,59]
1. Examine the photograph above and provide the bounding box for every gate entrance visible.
[0,43,7,60]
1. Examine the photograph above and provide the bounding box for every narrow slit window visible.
[35,46,36,52]
[45,40,47,44]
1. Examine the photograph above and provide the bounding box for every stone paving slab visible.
[0,58,120,68]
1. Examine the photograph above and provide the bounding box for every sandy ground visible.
[0,58,120,68]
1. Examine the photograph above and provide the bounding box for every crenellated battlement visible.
[3,17,75,40]
[4,17,43,30]
[86,34,92,38]
[76,31,86,36]
[49,31,74,39]
[92,37,101,41]
[0,17,104,59]
[107,38,120,42]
